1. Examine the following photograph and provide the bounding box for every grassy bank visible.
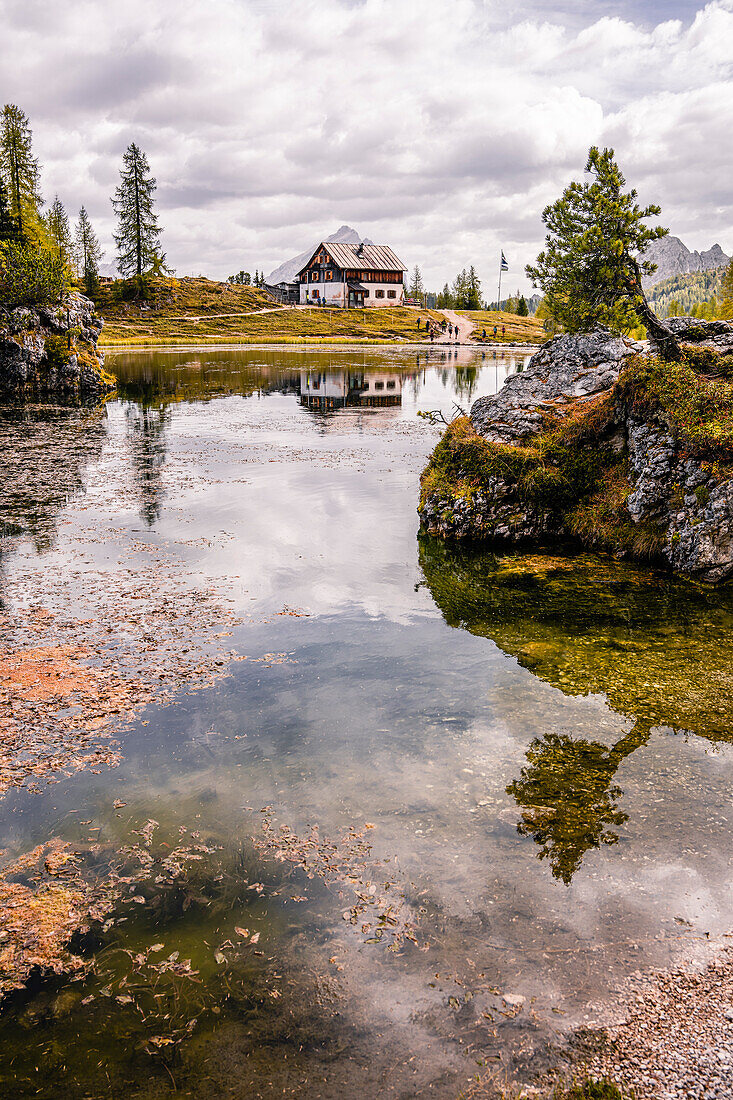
[96,276,444,347]
[457,309,545,344]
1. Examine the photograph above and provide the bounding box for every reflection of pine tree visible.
[125,403,170,527]
[507,722,650,885]
[453,366,478,401]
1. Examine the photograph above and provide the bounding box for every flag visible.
[500,251,509,271]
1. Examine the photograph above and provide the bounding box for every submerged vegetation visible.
[419,539,733,883]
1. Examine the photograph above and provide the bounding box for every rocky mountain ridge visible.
[643,235,729,288]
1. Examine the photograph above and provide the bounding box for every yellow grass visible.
[95,276,461,346]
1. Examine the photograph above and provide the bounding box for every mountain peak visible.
[643,235,730,287]
[267,227,375,285]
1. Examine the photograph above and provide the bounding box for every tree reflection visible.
[507,723,649,884]
[124,403,170,527]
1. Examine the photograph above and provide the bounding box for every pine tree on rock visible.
[75,206,102,296]
[112,143,164,279]
[526,146,681,360]
[46,195,74,271]
[0,104,44,244]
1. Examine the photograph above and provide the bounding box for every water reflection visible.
[419,536,733,881]
[124,403,171,527]
[299,369,403,410]
[0,407,108,550]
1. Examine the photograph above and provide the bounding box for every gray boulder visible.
[470,327,638,444]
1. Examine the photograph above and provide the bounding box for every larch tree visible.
[46,195,74,271]
[75,206,102,295]
[526,146,681,360]
[111,143,164,279]
[0,104,44,244]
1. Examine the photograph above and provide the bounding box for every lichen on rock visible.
[0,292,115,404]
[418,319,733,583]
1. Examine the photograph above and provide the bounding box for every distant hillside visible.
[646,266,727,319]
[267,225,374,285]
[643,235,729,288]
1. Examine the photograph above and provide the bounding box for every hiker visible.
[502,325,506,337]
[493,325,498,338]
[417,316,421,330]
[482,328,487,339]
[448,323,453,338]
[441,319,447,332]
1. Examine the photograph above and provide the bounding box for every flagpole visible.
[497,255,503,313]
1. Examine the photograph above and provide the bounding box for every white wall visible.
[299,280,404,307]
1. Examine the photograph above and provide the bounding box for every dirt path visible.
[435,309,475,344]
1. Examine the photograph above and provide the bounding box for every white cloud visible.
[1,0,731,294]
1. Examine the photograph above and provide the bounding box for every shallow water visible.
[1,345,732,1098]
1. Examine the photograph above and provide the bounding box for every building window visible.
[326,271,333,280]
[375,289,385,298]
[374,381,384,390]
[387,290,396,299]
[386,380,396,389]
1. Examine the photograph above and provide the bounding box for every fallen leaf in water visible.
[234,926,249,938]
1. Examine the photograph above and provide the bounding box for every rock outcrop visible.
[470,328,639,444]
[419,320,733,583]
[0,293,115,404]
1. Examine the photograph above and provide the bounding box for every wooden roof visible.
[296,242,406,276]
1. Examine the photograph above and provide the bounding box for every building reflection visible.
[299,370,402,411]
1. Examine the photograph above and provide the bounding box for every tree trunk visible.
[626,257,682,361]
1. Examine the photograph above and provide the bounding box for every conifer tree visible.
[46,195,74,270]
[0,177,19,242]
[466,266,482,310]
[517,295,529,317]
[111,143,164,278]
[0,104,44,244]
[721,259,733,321]
[526,146,681,360]
[75,206,102,295]
[409,265,425,302]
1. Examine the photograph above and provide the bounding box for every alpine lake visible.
[0,344,732,1098]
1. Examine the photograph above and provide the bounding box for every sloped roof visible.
[296,242,406,276]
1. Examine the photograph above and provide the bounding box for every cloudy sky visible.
[2,0,732,294]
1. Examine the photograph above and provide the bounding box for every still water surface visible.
[1,345,732,1098]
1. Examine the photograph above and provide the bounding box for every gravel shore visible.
[585,942,733,1099]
